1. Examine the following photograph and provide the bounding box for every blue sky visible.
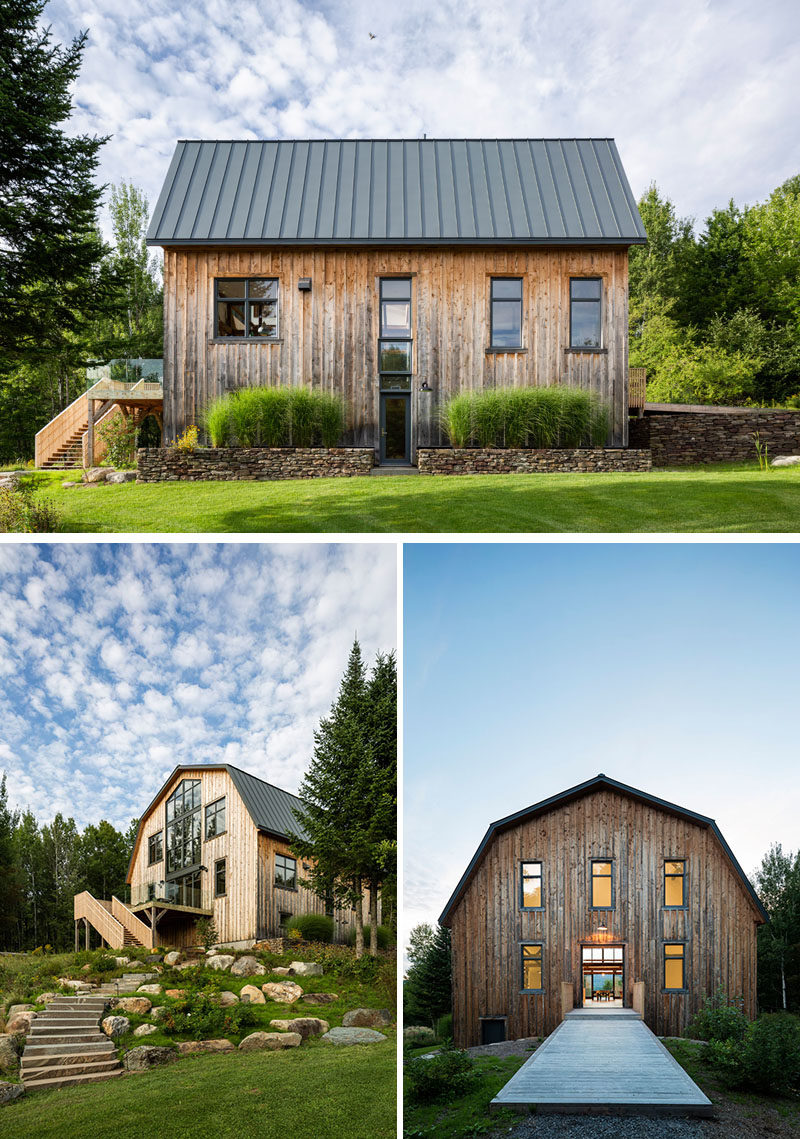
[0,543,396,831]
[403,542,800,941]
[44,0,799,236]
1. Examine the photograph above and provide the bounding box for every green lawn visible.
[29,465,800,533]
[403,1054,525,1138]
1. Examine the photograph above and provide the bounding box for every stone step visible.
[27,1031,108,1045]
[32,1020,101,1030]
[23,1041,113,1058]
[22,1068,122,1091]
[22,1057,120,1081]
[45,1002,107,1010]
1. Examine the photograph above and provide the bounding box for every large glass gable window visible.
[165,779,201,874]
[215,278,279,339]
[491,278,522,347]
[570,278,602,348]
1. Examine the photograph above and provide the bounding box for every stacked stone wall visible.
[138,447,374,482]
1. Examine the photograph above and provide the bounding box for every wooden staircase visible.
[20,996,121,1091]
[34,379,163,469]
[74,891,154,950]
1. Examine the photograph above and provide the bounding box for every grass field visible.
[27,463,800,533]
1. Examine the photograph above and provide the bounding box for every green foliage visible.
[285,914,334,943]
[755,844,800,1013]
[347,924,394,950]
[404,923,452,1027]
[93,954,118,974]
[0,480,61,533]
[706,1013,800,1094]
[685,988,749,1043]
[200,386,345,448]
[405,1045,476,1104]
[436,1012,453,1042]
[97,415,137,468]
[438,386,610,448]
[195,915,219,951]
[288,387,317,447]
[159,990,257,1041]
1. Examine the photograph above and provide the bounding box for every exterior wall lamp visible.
[298,278,312,291]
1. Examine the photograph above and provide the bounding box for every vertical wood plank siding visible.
[449,789,760,1047]
[163,246,630,450]
[256,833,361,943]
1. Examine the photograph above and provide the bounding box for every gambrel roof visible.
[439,773,768,925]
[146,138,647,247]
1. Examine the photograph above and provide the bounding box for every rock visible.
[150,1006,168,1023]
[289,961,323,977]
[207,955,235,972]
[261,981,303,1004]
[0,1081,24,1105]
[60,978,94,992]
[322,1027,387,1045]
[102,1015,130,1038]
[403,1025,437,1044]
[342,1008,393,1029]
[113,957,130,967]
[61,481,80,488]
[164,951,181,966]
[771,454,800,467]
[164,989,186,999]
[176,1039,235,1055]
[123,1045,178,1072]
[34,993,58,1005]
[174,961,198,971]
[230,955,266,977]
[84,466,114,483]
[239,985,265,1005]
[4,1014,34,1035]
[300,992,338,1005]
[216,991,239,1007]
[107,471,137,483]
[137,984,162,994]
[133,1024,159,1037]
[272,967,291,976]
[115,997,152,1016]
[81,963,92,972]
[0,1036,19,1073]
[146,954,163,963]
[238,1031,302,1052]
[6,1005,34,1019]
[270,1017,328,1039]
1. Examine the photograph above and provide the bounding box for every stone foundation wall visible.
[417,447,652,475]
[137,447,374,482]
[629,411,800,466]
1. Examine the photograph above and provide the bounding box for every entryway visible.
[581,945,624,1007]
[379,391,411,464]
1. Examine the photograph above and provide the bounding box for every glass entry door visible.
[581,945,624,1006]
[380,392,410,463]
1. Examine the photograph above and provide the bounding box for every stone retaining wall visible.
[417,447,652,475]
[137,447,374,482]
[629,411,800,466]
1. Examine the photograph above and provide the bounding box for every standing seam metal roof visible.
[146,139,647,246]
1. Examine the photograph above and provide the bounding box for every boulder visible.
[403,1025,437,1045]
[238,1031,302,1052]
[4,1014,34,1035]
[146,954,163,964]
[270,1017,328,1039]
[150,1006,168,1023]
[216,991,239,1008]
[0,1036,19,1073]
[84,467,114,483]
[239,985,265,1005]
[133,1024,159,1037]
[123,1045,178,1072]
[102,1015,130,1038]
[107,471,137,483]
[342,1008,393,1029]
[261,981,303,1004]
[0,1081,24,1105]
[60,978,94,992]
[174,961,199,971]
[176,1039,235,1055]
[230,955,266,977]
[289,961,323,977]
[322,1027,387,1045]
[272,967,291,976]
[61,481,80,488]
[164,990,186,1000]
[6,1005,34,1019]
[164,951,181,967]
[300,992,338,1005]
[207,955,235,972]
[771,454,800,467]
[34,993,58,1005]
[115,997,152,1016]
[137,984,162,995]
[113,957,130,967]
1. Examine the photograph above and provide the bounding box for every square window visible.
[379,340,412,372]
[275,853,297,890]
[215,279,279,339]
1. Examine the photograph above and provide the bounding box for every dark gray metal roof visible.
[439,773,768,926]
[146,139,647,246]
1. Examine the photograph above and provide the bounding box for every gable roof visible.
[439,773,768,925]
[126,763,308,881]
[146,138,647,247]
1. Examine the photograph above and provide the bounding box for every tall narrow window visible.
[570,278,602,348]
[165,779,202,874]
[664,860,686,907]
[664,943,685,990]
[591,860,613,909]
[521,944,543,991]
[148,832,163,865]
[205,797,226,840]
[214,857,226,897]
[521,861,543,909]
[379,278,412,391]
[215,278,279,339]
[490,278,522,348]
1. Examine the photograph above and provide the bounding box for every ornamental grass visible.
[439,385,609,448]
[202,386,345,448]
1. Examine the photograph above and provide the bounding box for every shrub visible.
[97,414,137,467]
[285,914,334,943]
[0,481,61,533]
[739,1014,800,1094]
[437,385,610,449]
[195,916,218,952]
[347,924,395,950]
[201,387,344,448]
[316,393,346,447]
[436,1012,453,1042]
[686,989,749,1043]
[405,1045,476,1104]
[93,954,118,974]
[160,991,256,1040]
[173,425,199,452]
[439,393,472,447]
[203,396,230,447]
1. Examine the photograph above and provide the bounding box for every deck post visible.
[74,920,79,952]
[84,917,90,950]
[561,981,574,1020]
[87,398,95,468]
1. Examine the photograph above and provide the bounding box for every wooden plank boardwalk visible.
[491,1009,712,1117]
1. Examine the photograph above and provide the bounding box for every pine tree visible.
[404,923,452,1026]
[0,774,22,949]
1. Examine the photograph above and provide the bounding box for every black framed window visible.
[168,868,202,909]
[275,853,297,890]
[521,943,544,992]
[214,857,226,897]
[165,779,202,874]
[148,832,163,865]
[570,278,602,348]
[664,860,686,908]
[664,943,686,990]
[379,278,412,392]
[205,797,226,840]
[590,860,614,909]
[521,861,543,909]
[491,278,523,348]
[215,278,279,339]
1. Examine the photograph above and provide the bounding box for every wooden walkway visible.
[491,1009,712,1116]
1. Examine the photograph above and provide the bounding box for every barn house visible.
[146,138,647,462]
[74,763,365,951]
[440,773,767,1046]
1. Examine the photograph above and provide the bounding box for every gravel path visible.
[499,1116,710,1139]
[466,1037,540,1059]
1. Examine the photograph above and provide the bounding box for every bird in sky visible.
[369,32,376,39]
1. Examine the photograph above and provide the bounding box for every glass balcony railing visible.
[131,875,205,910]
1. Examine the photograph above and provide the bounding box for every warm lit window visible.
[214,858,226,897]
[664,943,685,990]
[490,278,523,348]
[522,944,543,991]
[215,278,279,339]
[521,861,543,909]
[148,832,163,865]
[570,278,602,348]
[205,797,226,840]
[664,860,686,907]
[275,853,297,889]
[591,860,613,909]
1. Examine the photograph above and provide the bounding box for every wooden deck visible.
[490,1009,712,1116]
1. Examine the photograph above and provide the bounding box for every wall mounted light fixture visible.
[298,278,312,291]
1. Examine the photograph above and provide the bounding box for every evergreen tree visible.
[404,923,452,1026]
[103,181,163,364]
[78,818,134,903]
[755,844,800,1013]
[0,774,22,949]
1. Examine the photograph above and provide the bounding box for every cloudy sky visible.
[404,542,800,947]
[0,542,396,832]
[45,0,799,236]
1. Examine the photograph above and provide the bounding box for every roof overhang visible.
[147,237,646,248]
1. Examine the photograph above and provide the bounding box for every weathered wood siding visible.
[449,788,761,1046]
[163,245,630,451]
